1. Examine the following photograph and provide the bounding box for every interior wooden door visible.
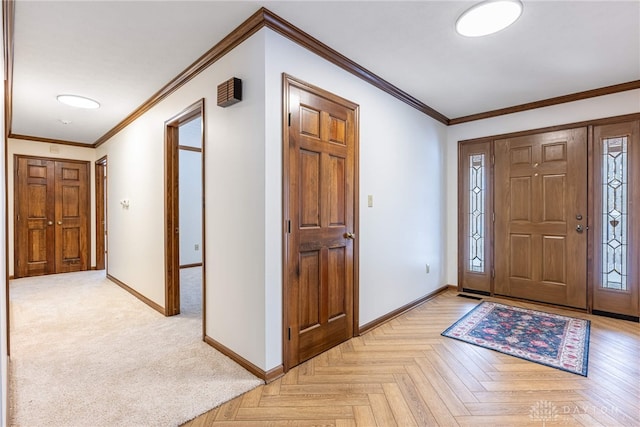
[14,156,90,278]
[15,157,56,277]
[494,128,587,309]
[284,75,358,369]
[54,160,89,273]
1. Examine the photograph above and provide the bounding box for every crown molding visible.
[93,8,266,147]
[6,6,640,147]
[93,7,449,148]
[261,9,449,125]
[458,112,640,145]
[9,133,93,148]
[450,80,640,125]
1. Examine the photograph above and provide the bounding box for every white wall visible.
[264,30,448,369]
[179,119,202,266]
[95,30,269,366]
[7,140,96,277]
[93,27,449,372]
[445,89,640,285]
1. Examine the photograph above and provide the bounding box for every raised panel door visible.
[55,161,89,273]
[15,156,90,278]
[285,77,357,368]
[15,157,55,277]
[494,129,587,308]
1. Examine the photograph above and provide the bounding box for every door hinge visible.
[288,113,291,127]
[491,155,495,166]
[286,220,291,234]
[288,327,291,341]
[17,214,20,221]
[492,212,495,222]
[491,268,495,278]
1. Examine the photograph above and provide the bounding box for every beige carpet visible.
[8,269,263,427]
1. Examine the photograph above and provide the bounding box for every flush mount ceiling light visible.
[57,94,100,109]
[456,0,523,37]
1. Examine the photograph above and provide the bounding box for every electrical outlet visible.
[426,264,430,274]
[194,244,199,251]
[367,195,373,208]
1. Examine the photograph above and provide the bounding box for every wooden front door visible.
[15,156,90,278]
[494,129,587,309]
[284,75,359,369]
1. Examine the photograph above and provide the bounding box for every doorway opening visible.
[165,99,205,330]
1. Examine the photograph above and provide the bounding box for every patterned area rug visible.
[442,301,590,376]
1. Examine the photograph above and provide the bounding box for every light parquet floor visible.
[184,290,640,426]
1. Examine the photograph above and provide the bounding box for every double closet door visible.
[459,119,639,318]
[15,156,90,278]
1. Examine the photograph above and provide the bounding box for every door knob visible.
[57,221,63,225]
[47,221,53,226]
[345,232,355,239]
[576,224,584,233]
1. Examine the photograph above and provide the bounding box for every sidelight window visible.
[601,136,628,291]
[469,154,486,273]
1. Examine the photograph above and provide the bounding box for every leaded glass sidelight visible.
[602,136,628,291]
[469,154,485,272]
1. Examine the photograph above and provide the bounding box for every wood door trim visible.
[164,99,205,323]
[95,156,107,271]
[282,74,360,372]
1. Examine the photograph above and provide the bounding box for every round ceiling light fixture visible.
[57,94,100,109]
[456,0,523,37]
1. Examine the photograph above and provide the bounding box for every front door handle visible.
[47,220,53,226]
[345,232,356,239]
[576,224,584,233]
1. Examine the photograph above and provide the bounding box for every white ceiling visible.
[10,1,640,145]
